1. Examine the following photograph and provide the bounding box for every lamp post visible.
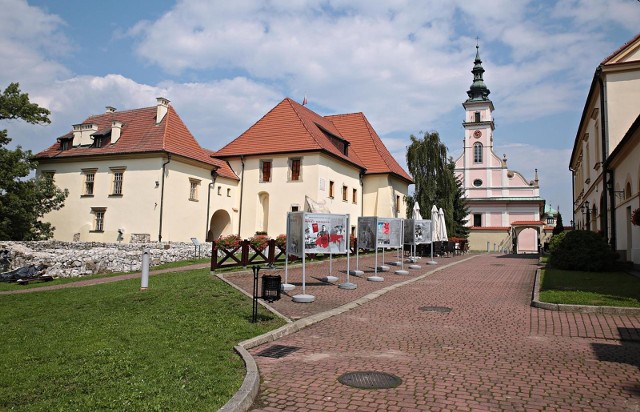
[582,201,591,231]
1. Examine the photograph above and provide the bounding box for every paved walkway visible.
[240,254,640,411]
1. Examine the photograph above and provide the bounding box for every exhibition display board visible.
[404,219,432,245]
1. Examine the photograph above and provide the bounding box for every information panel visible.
[287,212,304,258]
[404,219,432,245]
[377,218,403,248]
[357,216,377,250]
[303,213,348,254]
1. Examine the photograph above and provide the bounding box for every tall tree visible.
[0,83,68,240]
[553,211,565,236]
[406,131,468,238]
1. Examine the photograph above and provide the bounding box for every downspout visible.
[569,167,575,228]
[359,169,365,217]
[205,169,219,240]
[158,153,171,242]
[597,67,614,250]
[237,155,245,237]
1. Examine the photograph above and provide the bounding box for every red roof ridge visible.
[601,32,640,65]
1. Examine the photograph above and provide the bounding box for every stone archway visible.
[208,209,232,241]
[511,222,544,254]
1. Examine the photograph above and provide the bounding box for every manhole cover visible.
[338,371,402,389]
[419,306,452,313]
[256,345,300,358]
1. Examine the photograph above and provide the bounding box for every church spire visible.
[466,42,491,102]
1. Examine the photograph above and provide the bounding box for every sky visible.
[1,0,639,220]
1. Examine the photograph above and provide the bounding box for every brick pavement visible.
[245,254,640,411]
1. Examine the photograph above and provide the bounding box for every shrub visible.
[216,234,241,249]
[548,230,612,272]
[249,234,270,251]
[275,234,286,249]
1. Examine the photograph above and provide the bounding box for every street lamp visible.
[582,201,591,231]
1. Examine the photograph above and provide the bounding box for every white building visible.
[569,33,640,265]
[35,97,412,242]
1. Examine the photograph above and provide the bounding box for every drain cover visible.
[256,345,300,358]
[338,371,402,389]
[419,306,452,313]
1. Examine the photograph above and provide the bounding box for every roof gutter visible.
[237,155,245,237]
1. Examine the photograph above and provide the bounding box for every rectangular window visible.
[291,205,299,212]
[189,178,201,201]
[92,208,106,232]
[261,160,271,182]
[473,213,482,227]
[396,195,400,213]
[352,188,357,204]
[60,139,70,151]
[226,188,231,197]
[82,169,97,196]
[342,185,348,201]
[94,136,103,148]
[110,168,125,196]
[329,181,335,198]
[289,158,301,181]
[217,186,222,195]
[475,112,481,122]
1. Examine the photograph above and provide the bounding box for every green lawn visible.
[0,268,284,410]
[539,268,640,307]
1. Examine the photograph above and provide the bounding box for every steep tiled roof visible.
[327,112,413,183]
[601,32,640,65]
[214,98,366,169]
[34,105,238,180]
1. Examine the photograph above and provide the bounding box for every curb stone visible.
[217,255,478,412]
[531,268,640,315]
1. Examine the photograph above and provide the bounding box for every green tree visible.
[552,211,565,236]
[0,83,68,240]
[406,131,468,238]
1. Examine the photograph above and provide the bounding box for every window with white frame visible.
[473,143,483,163]
[82,169,97,196]
[92,208,106,232]
[189,178,201,201]
[110,168,125,196]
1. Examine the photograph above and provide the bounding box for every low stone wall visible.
[0,241,212,278]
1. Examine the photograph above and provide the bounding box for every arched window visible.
[625,182,631,200]
[473,142,483,163]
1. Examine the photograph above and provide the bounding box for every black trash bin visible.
[261,274,281,303]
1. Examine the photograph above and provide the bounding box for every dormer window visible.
[93,136,103,148]
[60,139,70,151]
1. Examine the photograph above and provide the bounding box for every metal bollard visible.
[140,248,150,291]
[486,242,490,252]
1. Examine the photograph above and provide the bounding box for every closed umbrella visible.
[438,207,448,241]
[431,205,440,242]
[413,202,423,220]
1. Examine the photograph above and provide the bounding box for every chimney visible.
[105,106,117,113]
[156,97,170,124]
[111,120,123,143]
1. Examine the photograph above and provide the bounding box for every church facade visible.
[454,46,545,253]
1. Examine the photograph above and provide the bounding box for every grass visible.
[0,268,285,410]
[0,258,212,291]
[539,268,640,307]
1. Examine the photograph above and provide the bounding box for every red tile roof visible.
[327,112,413,183]
[601,32,640,65]
[215,98,366,169]
[34,105,238,180]
[216,98,412,183]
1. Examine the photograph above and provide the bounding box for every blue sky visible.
[2,0,639,218]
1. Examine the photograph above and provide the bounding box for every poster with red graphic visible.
[300,213,348,254]
[377,217,403,247]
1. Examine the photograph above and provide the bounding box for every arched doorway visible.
[258,192,269,234]
[208,209,231,241]
[517,228,538,253]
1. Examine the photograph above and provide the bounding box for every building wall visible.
[611,138,640,263]
[230,152,363,238]
[606,70,640,151]
[37,156,236,243]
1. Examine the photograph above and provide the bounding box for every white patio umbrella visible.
[431,205,440,242]
[413,202,423,220]
[438,207,448,241]
[427,205,439,265]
